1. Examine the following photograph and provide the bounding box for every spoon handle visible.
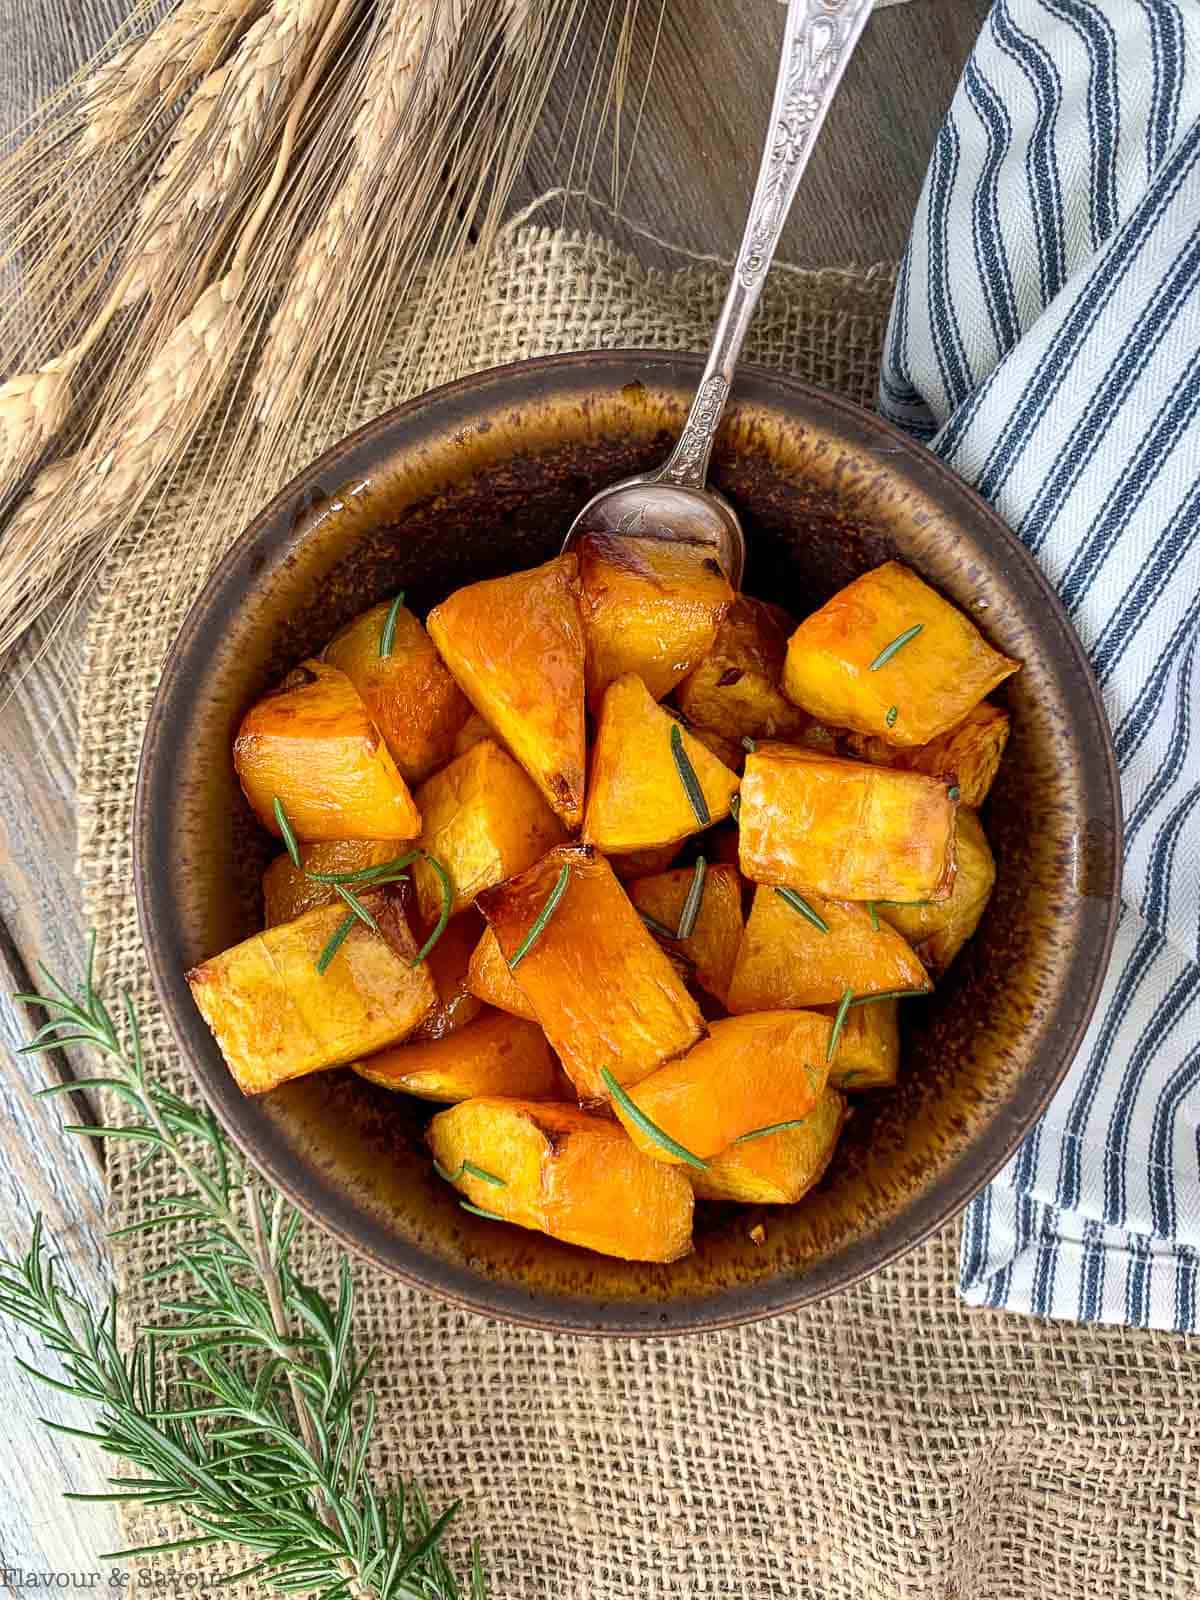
[657,0,875,490]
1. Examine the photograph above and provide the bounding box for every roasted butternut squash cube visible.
[727,887,931,1011]
[691,1088,847,1203]
[878,808,996,976]
[187,891,436,1095]
[626,862,744,1005]
[466,927,539,1021]
[408,910,485,1042]
[234,660,421,841]
[427,554,586,827]
[452,711,503,760]
[613,1010,831,1164]
[354,1009,559,1102]
[674,595,811,745]
[411,739,566,924]
[821,997,900,1090]
[739,744,957,902]
[428,1098,694,1262]
[609,843,681,881]
[476,843,705,1101]
[262,840,401,927]
[578,532,733,707]
[782,560,1019,746]
[323,601,471,784]
[583,674,740,854]
[845,702,1010,809]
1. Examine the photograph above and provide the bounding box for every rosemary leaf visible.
[460,1201,503,1221]
[848,987,929,1006]
[378,591,406,658]
[827,987,855,1061]
[867,901,880,931]
[639,910,678,940]
[774,886,829,934]
[676,855,707,940]
[669,723,710,827]
[315,910,357,975]
[335,883,379,933]
[868,623,924,671]
[948,785,961,801]
[734,1118,809,1143]
[305,851,420,885]
[886,706,899,728]
[601,1069,708,1170]
[433,1159,506,1189]
[273,797,301,868]
[412,852,453,966]
[508,863,570,971]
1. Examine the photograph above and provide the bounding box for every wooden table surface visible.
[0,0,987,1583]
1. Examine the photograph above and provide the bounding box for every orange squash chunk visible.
[476,843,705,1102]
[324,600,471,785]
[262,840,401,927]
[428,1098,694,1262]
[626,862,745,1005]
[879,808,996,976]
[452,711,505,760]
[609,843,681,881]
[466,927,539,1021]
[820,998,900,1090]
[691,1088,847,1203]
[846,702,1010,809]
[407,909,485,1042]
[613,1010,831,1164]
[727,887,931,1011]
[234,659,421,842]
[410,739,566,924]
[427,554,586,827]
[578,532,733,707]
[583,674,740,854]
[354,1010,559,1103]
[187,890,436,1096]
[674,594,810,745]
[739,744,957,902]
[782,560,1019,747]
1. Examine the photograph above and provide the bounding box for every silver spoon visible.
[563,0,876,587]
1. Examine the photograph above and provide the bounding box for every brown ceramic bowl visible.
[135,350,1121,1334]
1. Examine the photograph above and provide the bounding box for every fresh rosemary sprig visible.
[412,854,453,967]
[669,724,710,827]
[3,939,484,1597]
[885,705,899,729]
[459,1202,503,1222]
[433,1159,506,1189]
[274,797,302,868]
[774,887,829,934]
[508,864,570,971]
[378,592,406,659]
[314,910,357,976]
[733,1117,809,1144]
[827,987,854,1061]
[601,1069,708,1171]
[638,910,678,941]
[676,856,707,941]
[868,623,923,671]
[848,987,929,1006]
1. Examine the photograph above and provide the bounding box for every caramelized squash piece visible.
[354,1009,559,1102]
[452,711,504,760]
[187,891,436,1095]
[846,702,1010,809]
[428,1098,694,1262]
[727,887,931,1011]
[262,840,400,927]
[234,659,421,841]
[466,927,539,1021]
[324,601,471,784]
[739,744,957,902]
[684,721,745,773]
[578,532,733,707]
[878,808,996,976]
[691,1088,847,1203]
[476,843,705,1102]
[627,863,745,1005]
[609,843,681,882]
[613,1011,831,1164]
[821,998,900,1090]
[411,739,566,924]
[408,910,485,1042]
[427,554,586,827]
[674,595,810,745]
[583,674,740,854]
[782,560,1019,746]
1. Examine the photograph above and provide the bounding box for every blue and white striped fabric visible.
[880,0,1200,1329]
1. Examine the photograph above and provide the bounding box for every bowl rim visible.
[134,348,1123,1335]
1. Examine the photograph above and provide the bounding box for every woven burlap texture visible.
[78,226,1199,1600]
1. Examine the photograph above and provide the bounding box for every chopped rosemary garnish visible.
[335,882,379,932]
[734,1117,809,1143]
[827,987,854,1060]
[378,590,406,658]
[460,1201,503,1221]
[412,851,453,966]
[774,886,829,934]
[948,784,961,801]
[306,850,421,884]
[741,735,757,752]
[601,1069,709,1170]
[639,910,679,940]
[867,901,880,931]
[875,898,934,907]
[848,987,928,1006]
[869,623,924,671]
[273,796,301,868]
[670,723,710,827]
[434,1159,506,1189]
[508,863,570,971]
[315,909,357,974]
[886,705,899,728]
[729,792,741,823]
[676,855,707,940]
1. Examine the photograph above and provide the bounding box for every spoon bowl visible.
[563,472,746,586]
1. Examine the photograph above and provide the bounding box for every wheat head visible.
[0,355,77,496]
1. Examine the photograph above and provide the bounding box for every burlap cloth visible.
[78,227,1200,1599]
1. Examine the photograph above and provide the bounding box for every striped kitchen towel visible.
[880,0,1200,1329]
